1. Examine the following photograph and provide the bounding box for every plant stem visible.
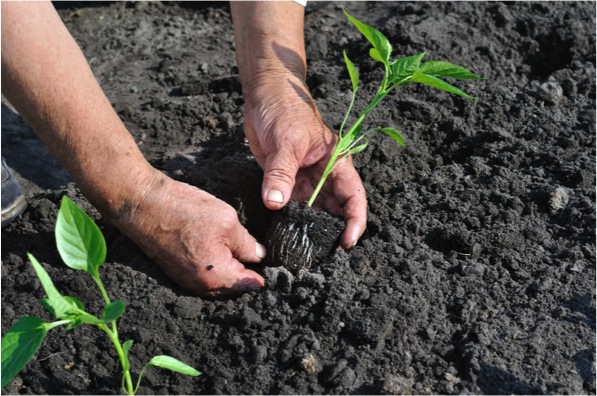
[99,323,135,395]
[93,275,111,306]
[44,319,72,330]
[306,82,392,207]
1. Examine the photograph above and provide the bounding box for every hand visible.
[113,171,266,297]
[242,73,367,249]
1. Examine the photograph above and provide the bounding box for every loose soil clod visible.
[265,200,344,273]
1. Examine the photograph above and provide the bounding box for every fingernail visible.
[266,189,284,204]
[256,242,266,259]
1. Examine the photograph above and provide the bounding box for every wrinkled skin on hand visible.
[114,171,266,298]
[242,73,367,250]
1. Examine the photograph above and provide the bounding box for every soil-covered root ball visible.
[265,200,344,273]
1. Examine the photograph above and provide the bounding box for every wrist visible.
[231,2,306,94]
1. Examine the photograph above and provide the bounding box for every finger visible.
[262,148,300,210]
[332,159,368,249]
[192,254,265,298]
[227,220,267,263]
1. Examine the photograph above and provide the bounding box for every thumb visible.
[262,149,300,210]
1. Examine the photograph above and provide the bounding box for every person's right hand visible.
[113,171,266,298]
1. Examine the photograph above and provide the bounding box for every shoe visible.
[1,157,27,227]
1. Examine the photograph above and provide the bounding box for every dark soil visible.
[2,2,595,394]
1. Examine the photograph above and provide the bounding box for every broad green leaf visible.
[102,300,126,322]
[411,71,476,99]
[369,48,385,64]
[419,61,483,80]
[1,317,47,387]
[122,340,134,371]
[344,9,392,66]
[343,50,359,93]
[146,355,202,376]
[56,196,106,277]
[348,139,369,156]
[391,52,426,82]
[40,296,84,317]
[28,253,75,319]
[377,127,406,147]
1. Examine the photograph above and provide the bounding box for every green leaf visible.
[411,71,476,99]
[377,127,406,147]
[369,48,385,64]
[146,355,202,377]
[102,300,126,322]
[344,9,392,66]
[348,139,369,156]
[123,340,134,357]
[56,196,106,278]
[40,296,84,317]
[343,50,359,93]
[419,61,483,80]
[1,317,47,388]
[28,253,76,319]
[391,52,426,82]
[122,340,134,371]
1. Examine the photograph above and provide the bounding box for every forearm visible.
[231,1,306,92]
[1,2,158,220]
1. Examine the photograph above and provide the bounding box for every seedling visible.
[307,10,483,206]
[1,196,201,395]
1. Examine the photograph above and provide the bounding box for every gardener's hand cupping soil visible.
[113,174,266,297]
[2,1,265,298]
[232,2,368,250]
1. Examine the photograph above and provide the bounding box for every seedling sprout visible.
[1,196,201,395]
[307,10,483,207]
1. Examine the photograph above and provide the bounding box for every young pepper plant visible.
[1,196,201,395]
[307,10,484,207]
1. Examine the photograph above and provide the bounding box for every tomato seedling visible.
[1,196,201,395]
[307,10,483,206]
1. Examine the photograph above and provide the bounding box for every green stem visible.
[93,275,111,306]
[339,89,357,138]
[44,319,72,330]
[307,85,390,206]
[99,323,135,395]
[91,278,134,394]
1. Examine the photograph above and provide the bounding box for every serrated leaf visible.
[102,300,126,322]
[28,253,75,319]
[419,61,483,80]
[344,9,392,66]
[391,52,426,82]
[343,50,359,93]
[411,71,476,99]
[56,196,106,277]
[377,127,406,147]
[146,355,202,377]
[1,317,47,387]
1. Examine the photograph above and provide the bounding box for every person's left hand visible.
[241,71,367,250]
